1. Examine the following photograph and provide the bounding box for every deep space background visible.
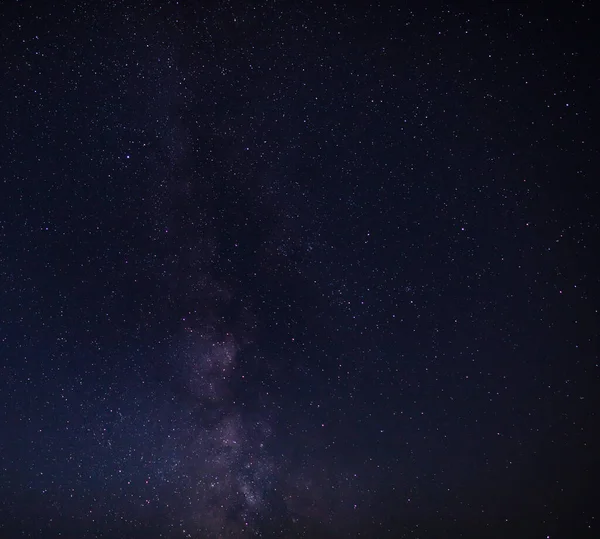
[0,1,598,538]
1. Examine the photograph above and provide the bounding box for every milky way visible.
[1,2,597,538]
[168,311,277,536]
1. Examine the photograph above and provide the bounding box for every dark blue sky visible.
[0,2,597,538]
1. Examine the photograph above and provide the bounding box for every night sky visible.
[1,2,598,538]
